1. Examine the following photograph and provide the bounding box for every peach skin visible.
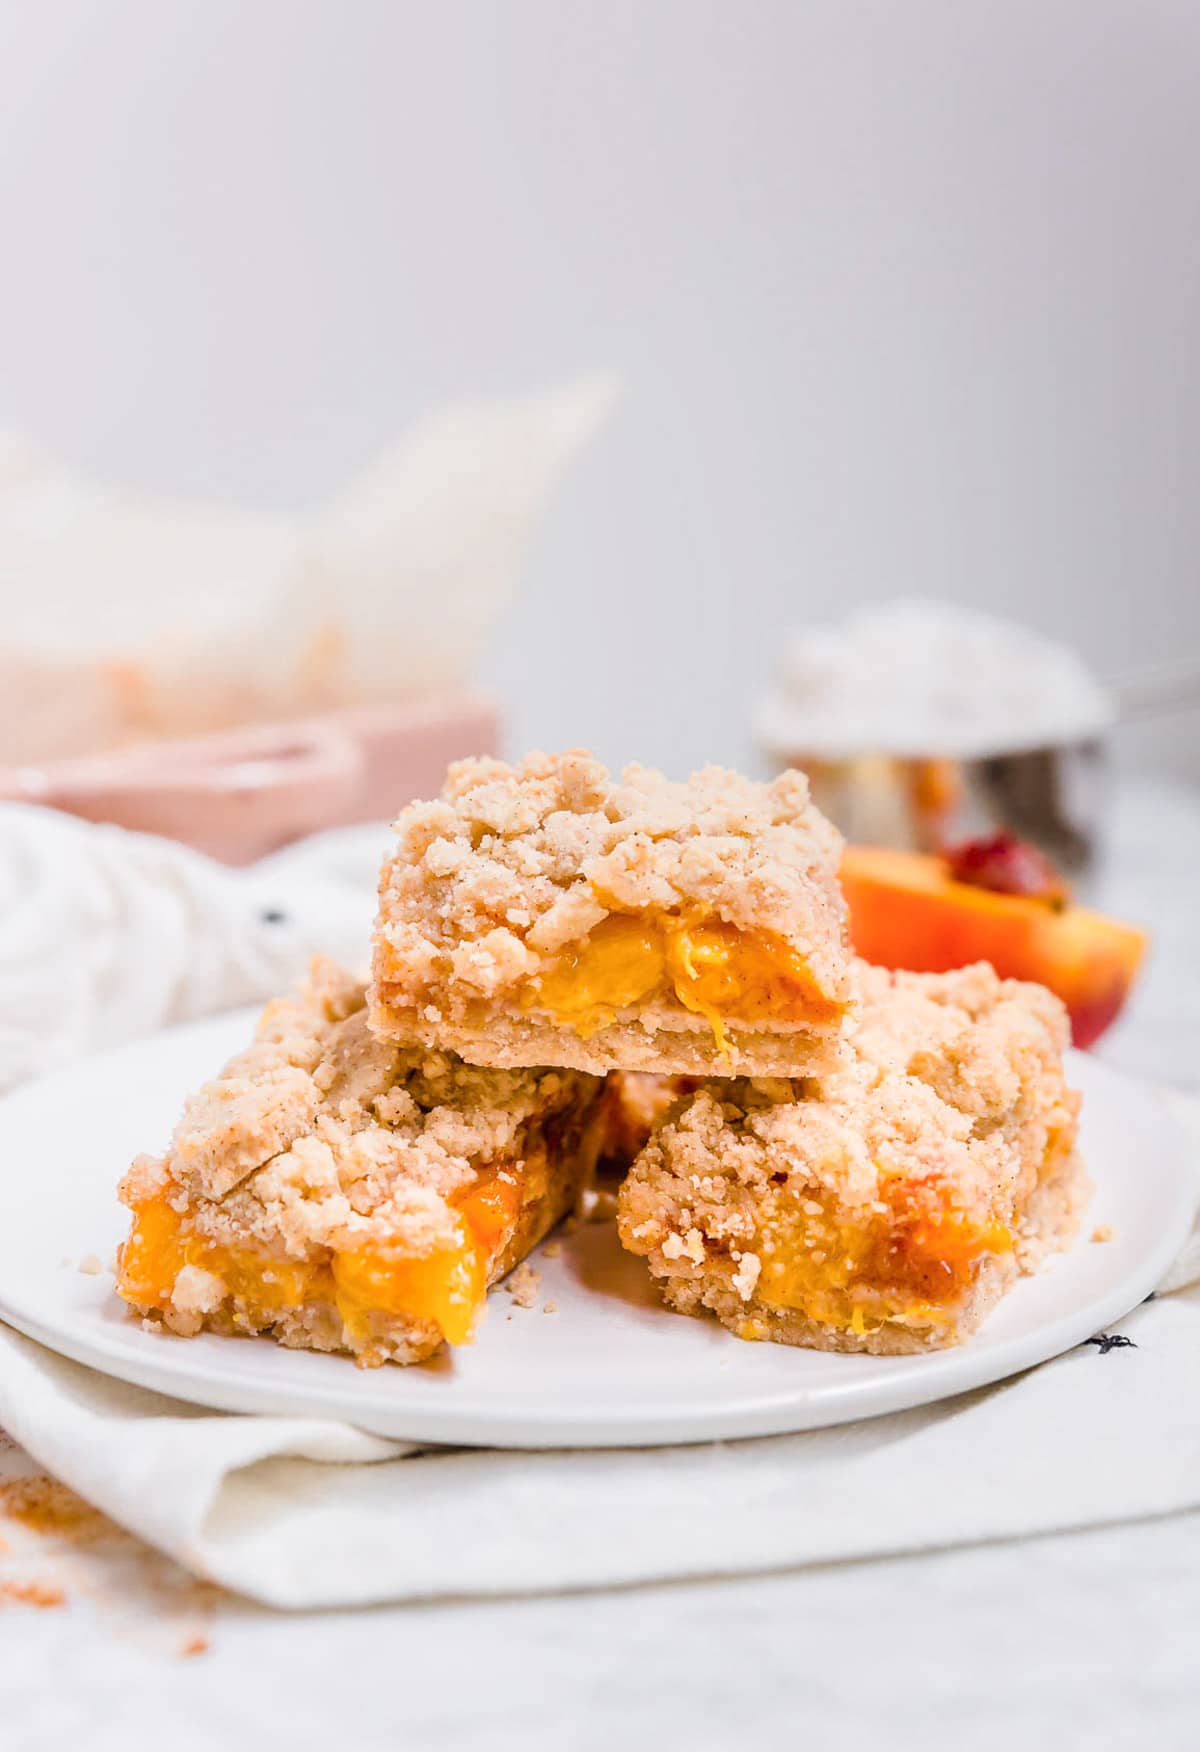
[840,842,1147,1049]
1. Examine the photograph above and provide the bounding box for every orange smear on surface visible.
[0,1579,65,1609]
[0,1476,107,1542]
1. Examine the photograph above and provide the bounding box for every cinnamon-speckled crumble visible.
[618,960,1086,1354]
[117,960,604,1365]
[371,750,851,1076]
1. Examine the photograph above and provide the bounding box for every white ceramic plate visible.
[0,1013,1193,1448]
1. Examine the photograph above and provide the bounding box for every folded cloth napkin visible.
[0,1266,1197,1610]
[0,805,1197,1609]
[0,803,381,1092]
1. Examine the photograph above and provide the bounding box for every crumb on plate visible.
[506,1262,540,1308]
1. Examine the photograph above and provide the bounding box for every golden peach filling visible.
[116,1173,524,1349]
[751,1184,1013,1335]
[524,912,841,1044]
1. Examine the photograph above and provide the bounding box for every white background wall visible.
[1,0,1197,778]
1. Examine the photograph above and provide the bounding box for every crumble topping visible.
[119,958,601,1263]
[626,960,1076,1240]
[618,959,1083,1353]
[370,750,852,1073]
[730,1252,762,1300]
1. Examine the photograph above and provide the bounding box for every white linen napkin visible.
[0,803,379,1092]
[0,1272,1197,1610]
[0,805,1197,1609]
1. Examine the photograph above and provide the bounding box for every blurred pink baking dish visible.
[0,693,500,863]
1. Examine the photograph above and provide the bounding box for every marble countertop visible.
[2,779,1198,1750]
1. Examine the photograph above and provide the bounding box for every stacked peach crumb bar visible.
[118,749,1085,1364]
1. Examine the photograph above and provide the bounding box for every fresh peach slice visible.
[840,843,1147,1048]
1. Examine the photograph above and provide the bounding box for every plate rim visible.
[0,1017,1194,1448]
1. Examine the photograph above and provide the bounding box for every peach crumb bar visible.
[617,961,1087,1354]
[370,750,852,1078]
[116,959,605,1366]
